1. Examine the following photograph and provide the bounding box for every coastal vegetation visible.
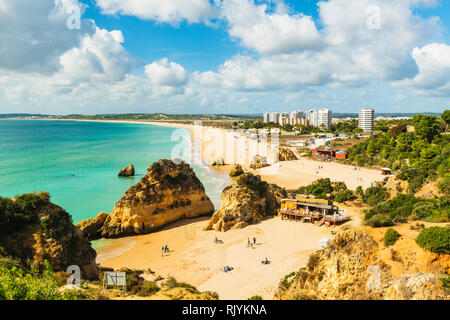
[287,178,355,203]
[345,111,450,195]
[0,258,70,300]
[416,227,450,254]
[364,194,449,227]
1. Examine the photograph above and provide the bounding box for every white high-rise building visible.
[289,110,304,125]
[307,108,332,129]
[307,109,318,126]
[318,108,332,129]
[359,108,375,132]
[268,112,279,123]
[263,113,269,123]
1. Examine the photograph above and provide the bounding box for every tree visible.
[442,110,450,132]
[412,114,440,143]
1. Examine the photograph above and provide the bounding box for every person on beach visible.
[253,237,256,245]
[161,247,164,257]
[247,238,251,247]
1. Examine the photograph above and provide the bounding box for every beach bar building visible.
[279,195,350,226]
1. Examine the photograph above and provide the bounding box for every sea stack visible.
[278,148,298,161]
[204,173,286,232]
[229,164,244,177]
[118,164,135,177]
[78,159,214,239]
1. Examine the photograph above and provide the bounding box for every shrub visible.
[137,281,160,297]
[248,295,263,300]
[165,276,197,291]
[442,275,450,290]
[365,214,393,228]
[384,228,401,247]
[307,253,320,271]
[280,272,296,289]
[416,227,450,254]
[363,186,389,206]
[334,189,354,203]
[0,260,68,300]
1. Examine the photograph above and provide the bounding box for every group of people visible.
[261,257,270,265]
[247,236,257,247]
[161,244,170,257]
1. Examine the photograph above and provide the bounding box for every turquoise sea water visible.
[0,120,231,224]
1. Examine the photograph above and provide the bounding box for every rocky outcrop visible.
[76,212,109,240]
[0,192,98,280]
[249,155,269,169]
[204,173,286,232]
[384,273,449,300]
[229,164,244,177]
[274,228,450,300]
[118,164,135,177]
[278,148,298,161]
[78,159,214,239]
[212,158,225,166]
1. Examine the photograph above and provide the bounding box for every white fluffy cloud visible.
[221,0,322,54]
[196,0,441,92]
[58,28,132,83]
[0,0,94,73]
[95,0,217,24]
[1,0,449,114]
[145,58,188,87]
[396,43,450,96]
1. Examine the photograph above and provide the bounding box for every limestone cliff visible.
[0,192,98,280]
[274,228,449,300]
[78,159,214,239]
[204,173,286,232]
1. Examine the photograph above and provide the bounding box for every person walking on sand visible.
[253,236,256,245]
[247,237,251,247]
[161,247,164,257]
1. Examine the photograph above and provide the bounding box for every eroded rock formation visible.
[78,159,214,239]
[204,173,286,232]
[229,164,244,177]
[274,228,450,300]
[278,148,298,161]
[118,164,135,177]
[0,192,98,280]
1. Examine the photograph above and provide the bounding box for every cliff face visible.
[274,228,450,300]
[78,159,214,239]
[0,193,98,280]
[204,173,286,232]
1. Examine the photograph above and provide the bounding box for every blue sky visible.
[0,0,449,114]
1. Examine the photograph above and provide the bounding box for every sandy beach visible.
[97,215,352,300]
